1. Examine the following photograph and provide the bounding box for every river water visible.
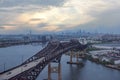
[0,43,120,80]
[96,43,120,47]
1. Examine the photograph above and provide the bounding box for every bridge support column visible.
[76,52,79,63]
[79,49,86,59]
[47,62,62,80]
[67,51,84,66]
[70,51,73,63]
[58,63,62,80]
[48,63,51,80]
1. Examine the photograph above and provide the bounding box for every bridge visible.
[0,39,87,80]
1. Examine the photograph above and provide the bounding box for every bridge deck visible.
[0,57,45,80]
[0,40,87,80]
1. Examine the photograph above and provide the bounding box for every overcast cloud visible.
[0,0,120,34]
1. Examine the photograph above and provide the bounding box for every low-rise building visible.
[101,57,111,62]
[91,55,99,59]
[114,60,120,65]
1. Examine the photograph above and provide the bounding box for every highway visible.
[0,57,45,80]
[0,39,85,80]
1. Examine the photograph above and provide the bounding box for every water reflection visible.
[68,65,81,80]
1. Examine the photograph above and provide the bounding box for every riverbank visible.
[84,53,120,71]
[105,65,120,70]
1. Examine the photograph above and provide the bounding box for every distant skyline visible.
[0,0,120,34]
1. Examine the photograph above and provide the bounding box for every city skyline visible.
[0,0,120,34]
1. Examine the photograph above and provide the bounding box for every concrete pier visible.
[47,63,62,80]
[67,51,84,66]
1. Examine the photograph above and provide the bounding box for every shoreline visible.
[105,65,120,70]
[85,54,120,71]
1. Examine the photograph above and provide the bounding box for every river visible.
[0,43,120,80]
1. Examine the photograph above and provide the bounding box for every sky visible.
[0,0,120,34]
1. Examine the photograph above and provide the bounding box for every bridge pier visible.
[78,49,86,59]
[47,62,62,80]
[67,50,84,65]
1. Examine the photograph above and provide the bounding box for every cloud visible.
[0,25,17,30]
[0,26,4,29]
[0,0,120,34]
[37,23,49,28]
[0,0,66,7]
[72,7,120,33]
[36,25,61,32]
[0,5,50,13]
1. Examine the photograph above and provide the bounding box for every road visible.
[0,57,45,80]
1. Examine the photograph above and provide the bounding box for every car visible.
[24,64,27,67]
[7,72,11,75]
[34,60,38,62]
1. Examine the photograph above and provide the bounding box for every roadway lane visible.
[0,57,45,80]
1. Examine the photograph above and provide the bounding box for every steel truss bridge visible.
[0,39,87,80]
